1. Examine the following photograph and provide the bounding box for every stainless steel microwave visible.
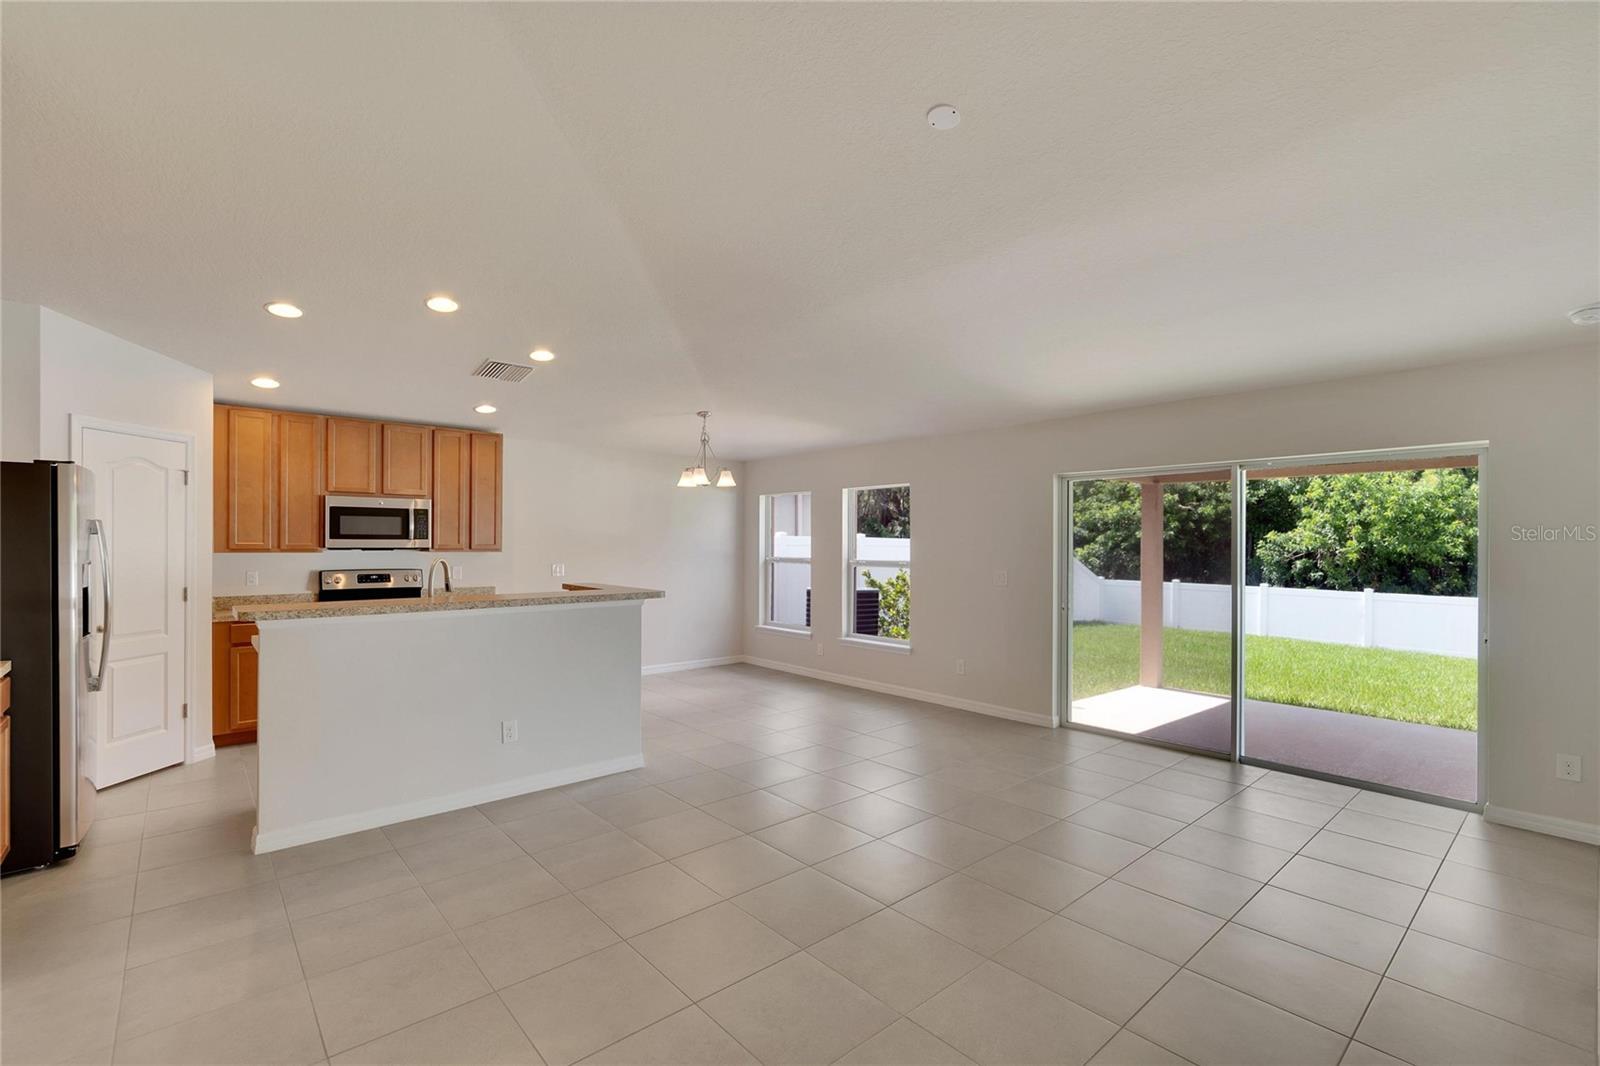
[324,495,432,549]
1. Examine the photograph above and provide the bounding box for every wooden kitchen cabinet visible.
[2,676,11,864]
[469,432,502,551]
[215,406,325,552]
[381,422,432,497]
[211,622,258,746]
[325,416,382,495]
[276,411,325,551]
[215,403,500,552]
[431,428,472,552]
[217,406,276,551]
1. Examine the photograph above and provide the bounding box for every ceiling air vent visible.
[471,358,533,383]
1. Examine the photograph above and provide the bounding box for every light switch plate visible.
[245,571,259,587]
[551,563,566,578]
[993,570,1008,587]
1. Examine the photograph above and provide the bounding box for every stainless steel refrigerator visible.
[1,460,102,873]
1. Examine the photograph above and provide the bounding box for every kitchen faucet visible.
[426,558,453,597]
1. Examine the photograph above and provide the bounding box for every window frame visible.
[759,491,813,635]
[842,483,912,650]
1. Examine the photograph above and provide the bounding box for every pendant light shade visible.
[676,411,735,488]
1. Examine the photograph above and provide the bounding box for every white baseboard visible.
[642,655,744,676]
[251,753,645,854]
[1483,804,1600,845]
[740,655,1054,728]
[188,743,216,764]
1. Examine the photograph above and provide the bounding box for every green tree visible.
[856,487,910,538]
[1255,469,1478,594]
[1072,479,1299,582]
[863,569,910,640]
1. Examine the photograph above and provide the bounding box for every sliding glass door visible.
[1239,455,1481,802]
[1061,448,1482,806]
[1065,468,1235,756]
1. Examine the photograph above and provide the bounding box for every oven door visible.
[324,496,431,549]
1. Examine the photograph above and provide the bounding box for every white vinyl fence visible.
[1071,558,1477,658]
[769,535,910,628]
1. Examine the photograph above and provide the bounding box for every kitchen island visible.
[244,583,663,853]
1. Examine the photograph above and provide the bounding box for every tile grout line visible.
[1339,800,1473,1066]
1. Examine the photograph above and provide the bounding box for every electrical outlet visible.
[993,570,1009,588]
[551,563,566,578]
[452,564,463,582]
[956,658,966,675]
[816,643,824,656]
[1556,754,1582,782]
[245,571,259,587]
[502,720,519,744]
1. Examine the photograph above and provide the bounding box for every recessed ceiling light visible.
[474,404,497,414]
[264,302,302,318]
[1569,303,1600,326]
[425,295,460,313]
[529,348,556,363]
[250,376,281,389]
[926,105,960,130]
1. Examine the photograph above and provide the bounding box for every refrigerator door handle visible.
[86,517,111,692]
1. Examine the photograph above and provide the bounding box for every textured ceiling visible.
[4,2,1596,457]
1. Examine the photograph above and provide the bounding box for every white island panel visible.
[252,600,644,853]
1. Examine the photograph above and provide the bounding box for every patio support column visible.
[1140,479,1164,688]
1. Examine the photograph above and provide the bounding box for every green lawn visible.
[1071,623,1477,731]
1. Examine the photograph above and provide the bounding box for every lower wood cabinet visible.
[211,622,259,747]
[2,676,11,863]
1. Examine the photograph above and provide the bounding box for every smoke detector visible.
[1568,303,1600,326]
[926,105,960,130]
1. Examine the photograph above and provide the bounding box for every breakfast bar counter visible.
[248,582,663,853]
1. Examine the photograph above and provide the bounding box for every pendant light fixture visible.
[677,410,735,488]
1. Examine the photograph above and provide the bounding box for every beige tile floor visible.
[3,664,1596,1065]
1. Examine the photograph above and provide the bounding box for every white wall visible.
[254,602,645,851]
[503,437,742,671]
[1,302,42,463]
[212,435,743,671]
[2,304,215,761]
[742,345,1600,833]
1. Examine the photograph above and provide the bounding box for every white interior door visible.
[79,425,189,786]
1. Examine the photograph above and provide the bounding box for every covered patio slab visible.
[1072,685,1477,803]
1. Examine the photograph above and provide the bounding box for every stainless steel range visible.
[318,568,424,602]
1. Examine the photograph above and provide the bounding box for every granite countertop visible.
[226,584,663,622]
[213,587,494,623]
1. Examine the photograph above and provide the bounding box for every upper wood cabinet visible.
[432,428,472,552]
[381,423,432,498]
[469,432,503,551]
[215,406,325,552]
[276,412,325,551]
[217,406,276,551]
[215,403,501,552]
[325,417,382,495]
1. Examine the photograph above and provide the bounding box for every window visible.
[845,485,910,644]
[760,492,812,631]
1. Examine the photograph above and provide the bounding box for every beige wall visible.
[741,345,1600,832]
